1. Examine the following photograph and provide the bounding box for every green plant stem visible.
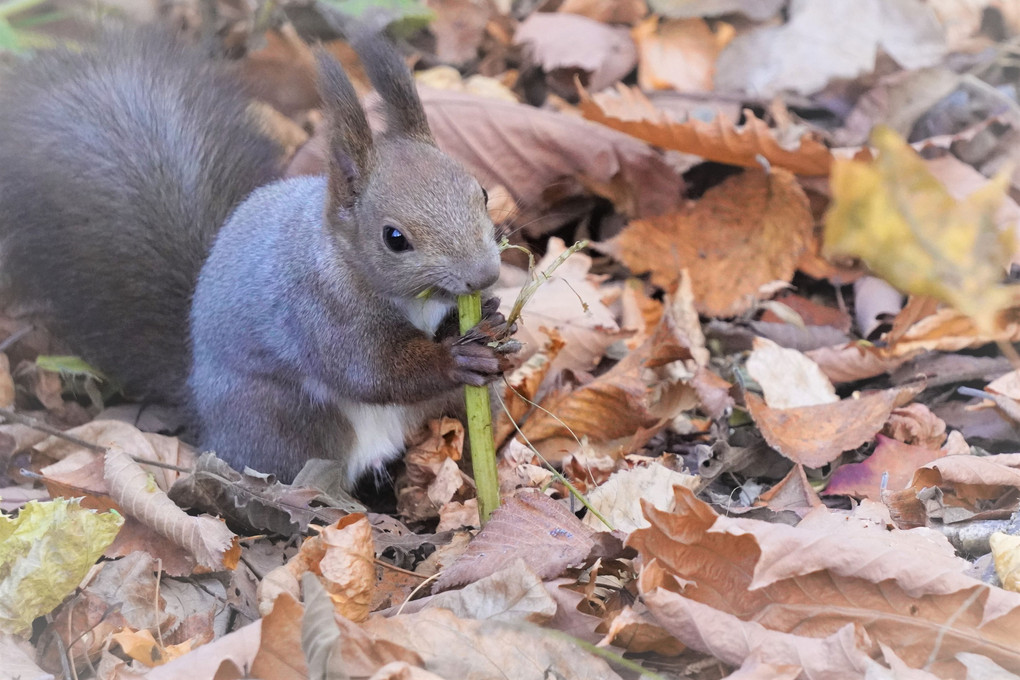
[458,291,500,524]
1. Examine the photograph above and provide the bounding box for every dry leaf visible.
[606,168,814,317]
[434,492,595,591]
[745,338,838,409]
[745,387,916,468]
[514,13,637,92]
[715,0,945,96]
[991,532,1020,592]
[580,85,834,175]
[825,126,1019,332]
[630,486,1020,677]
[420,88,684,227]
[104,448,239,573]
[826,435,946,500]
[558,0,648,24]
[632,17,733,93]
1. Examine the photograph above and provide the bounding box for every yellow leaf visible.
[111,628,193,666]
[824,125,1018,331]
[990,532,1020,592]
[0,498,123,635]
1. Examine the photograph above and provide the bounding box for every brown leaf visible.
[826,435,946,500]
[250,594,308,680]
[633,17,733,92]
[360,607,625,679]
[514,13,637,92]
[605,169,814,317]
[883,403,948,449]
[630,486,1020,677]
[419,88,683,227]
[427,0,492,65]
[714,0,945,97]
[558,0,648,24]
[745,387,915,468]
[755,464,823,518]
[433,491,596,591]
[640,567,871,679]
[580,85,834,175]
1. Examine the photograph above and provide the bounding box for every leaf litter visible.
[5,1,1020,679]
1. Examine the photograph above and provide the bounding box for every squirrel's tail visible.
[0,27,281,402]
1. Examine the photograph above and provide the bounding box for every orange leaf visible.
[605,168,813,317]
[580,84,834,176]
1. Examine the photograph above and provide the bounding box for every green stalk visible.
[458,291,500,524]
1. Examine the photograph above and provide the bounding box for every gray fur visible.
[191,41,502,485]
[0,27,281,402]
[0,27,502,487]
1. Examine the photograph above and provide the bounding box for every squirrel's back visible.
[0,27,281,401]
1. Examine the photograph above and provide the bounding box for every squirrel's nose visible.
[462,255,500,292]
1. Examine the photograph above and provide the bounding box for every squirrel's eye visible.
[383,225,412,253]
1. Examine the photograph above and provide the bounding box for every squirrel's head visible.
[317,35,500,302]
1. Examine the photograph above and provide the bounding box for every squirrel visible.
[0,26,506,487]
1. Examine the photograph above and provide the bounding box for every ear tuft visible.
[315,49,375,210]
[348,31,434,143]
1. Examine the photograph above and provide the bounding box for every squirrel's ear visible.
[316,50,374,210]
[350,32,434,144]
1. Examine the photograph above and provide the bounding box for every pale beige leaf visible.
[582,463,697,532]
[990,532,1020,593]
[514,13,636,91]
[746,338,838,409]
[104,448,239,572]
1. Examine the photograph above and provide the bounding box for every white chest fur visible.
[399,296,454,337]
[341,400,430,482]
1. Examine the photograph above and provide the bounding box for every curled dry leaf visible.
[579,84,834,175]
[745,386,917,468]
[990,532,1020,592]
[582,462,698,533]
[605,168,814,317]
[104,448,239,573]
[755,464,823,518]
[495,238,624,376]
[494,330,564,446]
[258,514,376,623]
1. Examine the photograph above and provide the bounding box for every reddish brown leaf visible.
[434,492,596,591]
[745,388,914,468]
[605,168,814,317]
[580,85,835,175]
[826,435,946,500]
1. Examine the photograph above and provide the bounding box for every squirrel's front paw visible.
[445,335,501,387]
[479,296,517,339]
